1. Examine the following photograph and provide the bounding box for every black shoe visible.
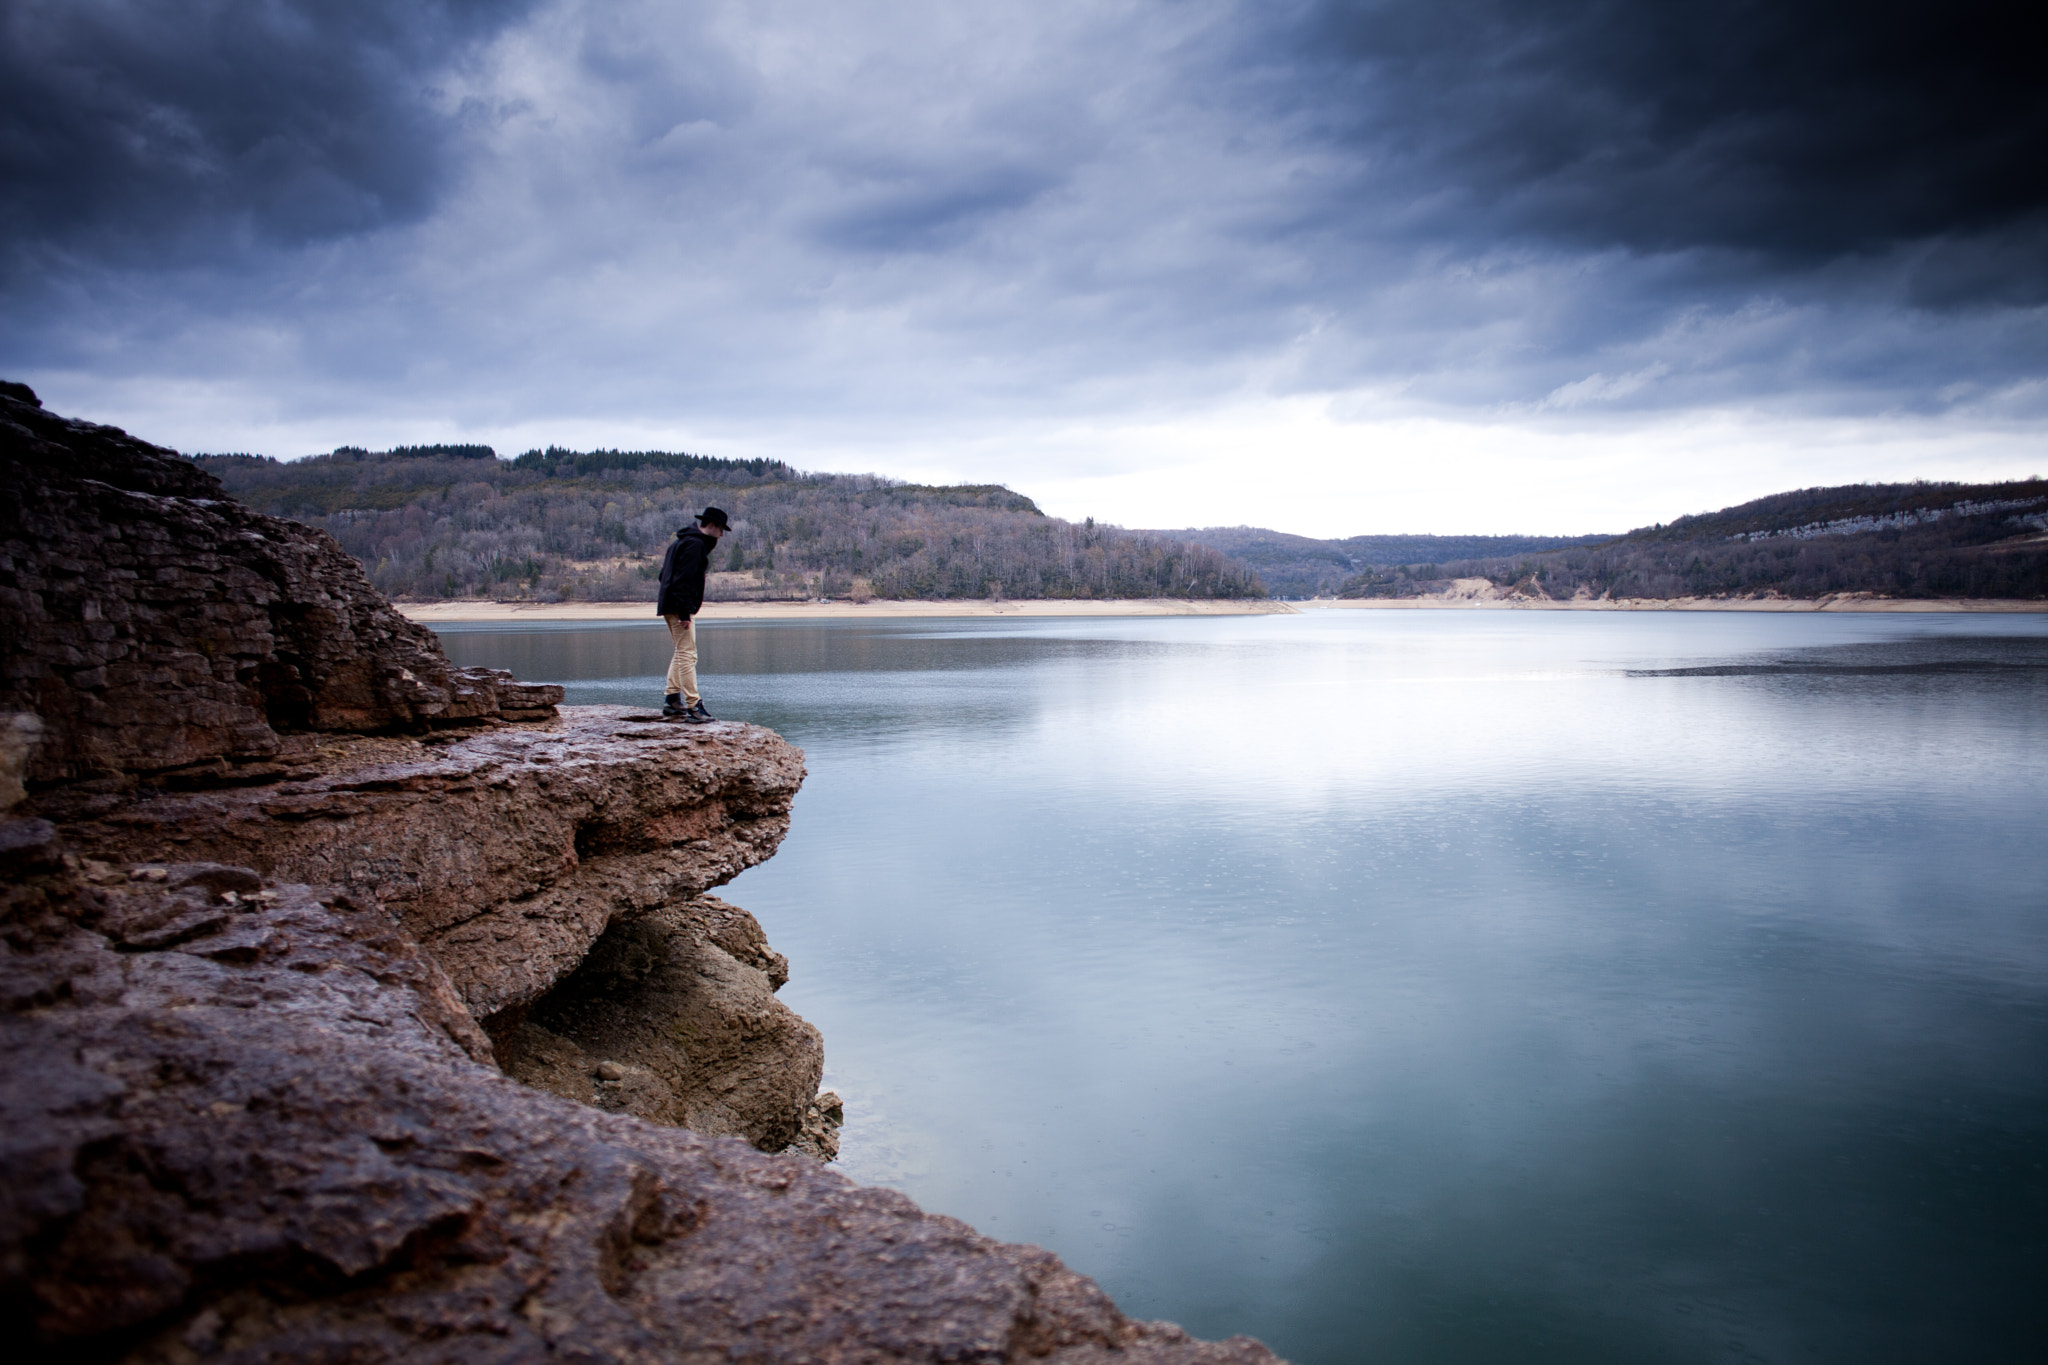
[662,694,686,717]
[683,702,716,724]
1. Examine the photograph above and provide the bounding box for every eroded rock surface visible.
[490,895,823,1152]
[0,382,562,787]
[0,822,1276,1365]
[40,708,805,1019]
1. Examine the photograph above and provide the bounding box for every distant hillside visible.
[1153,527,1613,598]
[195,445,1263,603]
[1337,481,2048,602]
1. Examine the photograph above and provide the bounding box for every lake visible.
[437,609,2048,1365]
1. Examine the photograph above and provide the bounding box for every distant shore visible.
[1300,593,2048,614]
[397,593,2045,623]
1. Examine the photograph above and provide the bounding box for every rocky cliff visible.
[0,380,561,787]
[2,380,825,1154]
[42,709,805,1022]
[43,706,827,1154]
[0,386,1282,1365]
[1,824,1269,1365]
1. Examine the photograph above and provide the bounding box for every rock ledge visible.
[44,707,807,1020]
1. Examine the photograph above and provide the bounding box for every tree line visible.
[1336,480,2048,602]
[193,447,1265,603]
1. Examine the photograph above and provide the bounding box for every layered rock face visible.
[0,382,561,786]
[46,707,825,1156]
[1,825,1273,1365]
[3,380,824,1155]
[490,893,837,1158]
[47,709,807,1021]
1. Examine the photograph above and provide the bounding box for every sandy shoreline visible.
[397,597,1302,623]
[395,593,2045,623]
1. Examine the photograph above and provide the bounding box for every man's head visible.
[697,507,731,539]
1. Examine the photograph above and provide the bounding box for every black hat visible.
[697,506,731,530]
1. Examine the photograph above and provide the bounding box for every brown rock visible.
[47,708,807,1019]
[0,826,1280,1365]
[792,1089,848,1162]
[0,385,563,787]
[490,894,824,1151]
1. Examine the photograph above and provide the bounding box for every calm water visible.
[439,611,2048,1365]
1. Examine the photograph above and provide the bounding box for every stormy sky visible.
[3,0,2044,534]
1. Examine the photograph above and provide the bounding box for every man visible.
[656,507,730,721]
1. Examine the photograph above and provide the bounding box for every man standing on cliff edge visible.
[657,507,729,722]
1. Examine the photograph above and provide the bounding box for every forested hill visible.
[1150,527,1615,598]
[1337,480,2048,602]
[193,445,1264,602]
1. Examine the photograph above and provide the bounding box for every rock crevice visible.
[488,894,825,1154]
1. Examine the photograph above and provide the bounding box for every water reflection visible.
[438,612,2048,1365]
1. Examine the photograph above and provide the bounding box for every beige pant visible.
[663,614,699,705]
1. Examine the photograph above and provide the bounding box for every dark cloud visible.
[0,0,535,278]
[1286,0,2048,277]
[0,0,2040,491]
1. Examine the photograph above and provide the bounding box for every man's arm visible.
[656,538,686,616]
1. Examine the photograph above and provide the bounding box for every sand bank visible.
[397,593,2044,624]
[397,598,1302,624]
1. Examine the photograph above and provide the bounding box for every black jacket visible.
[656,528,717,618]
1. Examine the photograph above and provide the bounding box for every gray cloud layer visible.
[1,0,2042,480]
